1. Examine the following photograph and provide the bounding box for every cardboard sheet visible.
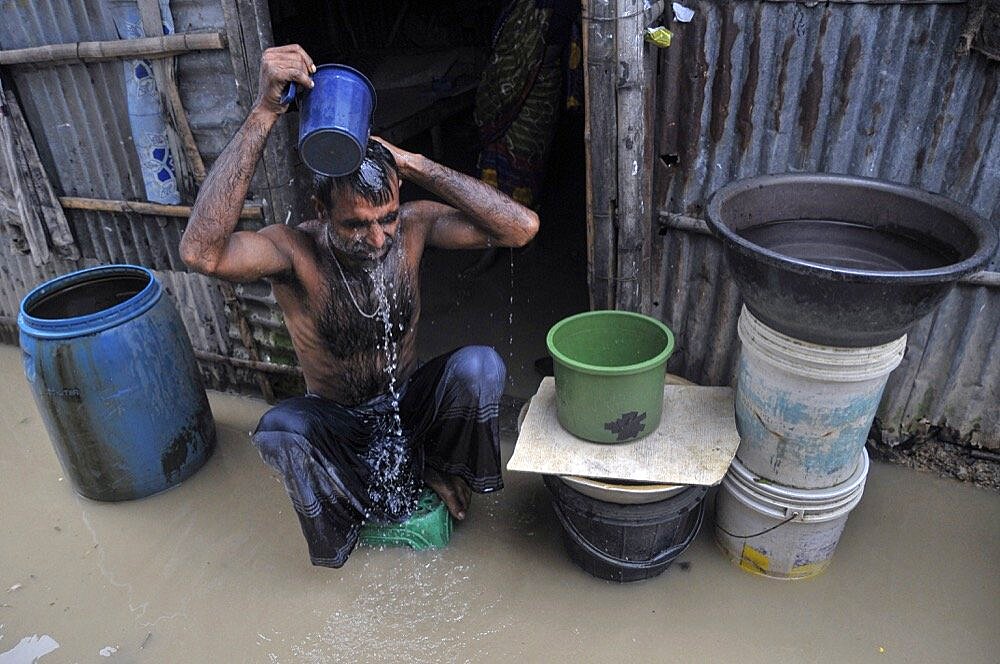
[507,378,739,486]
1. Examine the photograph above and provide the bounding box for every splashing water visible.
[508,249,514,358]
[363,260,420,523]
[289,556,518,663]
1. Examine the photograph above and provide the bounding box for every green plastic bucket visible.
[546,311,675,443]
[359,488,452,550]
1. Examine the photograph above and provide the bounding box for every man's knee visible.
[447,346,506,393]
[255,396,318,438]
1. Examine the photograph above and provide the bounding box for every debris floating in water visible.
[0,635,60,662]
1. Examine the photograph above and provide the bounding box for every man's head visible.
[312,139,400,264]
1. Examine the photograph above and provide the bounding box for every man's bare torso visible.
[264,211,425,406]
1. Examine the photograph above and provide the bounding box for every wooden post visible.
[582,0,660,313]
[614,0,656,313]
[219,0,297,228]
[217,0,297,400]
[583,0,618,311]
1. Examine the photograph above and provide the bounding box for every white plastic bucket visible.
[735,306,904,488]
[714,449,869,580]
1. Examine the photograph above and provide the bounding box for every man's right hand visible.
[254,44,316,116]
[182,46,312,281]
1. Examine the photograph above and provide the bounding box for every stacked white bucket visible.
[715,306,906,579]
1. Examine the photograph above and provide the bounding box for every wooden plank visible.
[58,196,263,219]
[1,77,80,265]
[0,32,226,67]
[0,85,49,265]
[583,0,618,310]
[4,88,80,262]
[508,378,740,485]
[376,87,477,146]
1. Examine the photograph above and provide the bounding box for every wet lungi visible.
[252,346,507,568]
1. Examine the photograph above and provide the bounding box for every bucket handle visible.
[279,82,298,107]
[552,499,705,569]
[713,497,797,540]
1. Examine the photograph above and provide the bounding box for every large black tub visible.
[707,173,998,347]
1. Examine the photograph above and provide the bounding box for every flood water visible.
[738,219,960,271]
[1,343,998,662]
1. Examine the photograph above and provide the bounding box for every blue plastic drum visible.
[284,64,377,177]
[18,265,216,501]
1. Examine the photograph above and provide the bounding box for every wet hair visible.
[312,139,399,211]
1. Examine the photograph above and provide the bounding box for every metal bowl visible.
[707,173,998,346]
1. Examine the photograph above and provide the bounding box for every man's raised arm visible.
[377,139,540,251]
[180,45,315,282]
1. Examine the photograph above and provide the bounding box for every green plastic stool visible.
[359,488,453,550]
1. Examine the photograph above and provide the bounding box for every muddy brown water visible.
[1,343,998,662]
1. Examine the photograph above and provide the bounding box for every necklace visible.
[332,251,385,319]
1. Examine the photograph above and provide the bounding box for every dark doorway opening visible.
[269,0,590,398]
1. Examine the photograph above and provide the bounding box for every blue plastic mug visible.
[281,64,377,177]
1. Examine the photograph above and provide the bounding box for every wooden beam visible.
[58,196,263,219]
[583,0,618,310]
[0,32,226,67]
[615,0,658,313]
[194,350,302,377]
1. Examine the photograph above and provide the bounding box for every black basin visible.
[706,173,998,347]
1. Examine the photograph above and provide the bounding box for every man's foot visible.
[424,467,472,520]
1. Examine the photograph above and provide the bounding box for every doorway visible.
[269,0,590,399]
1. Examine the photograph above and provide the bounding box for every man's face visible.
[321,181,400,265]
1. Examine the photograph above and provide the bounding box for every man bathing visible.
[180,45,538,567]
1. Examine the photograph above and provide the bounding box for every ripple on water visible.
[288,555,512,663]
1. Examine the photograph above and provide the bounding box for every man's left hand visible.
[372,136,415,179]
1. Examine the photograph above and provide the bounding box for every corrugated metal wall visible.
[2,0,995,440]
[652,0,1000,448]
[0,0,299,397]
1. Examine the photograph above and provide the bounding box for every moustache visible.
[350,236,393,261]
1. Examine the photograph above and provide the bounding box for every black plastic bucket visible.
[543,475,707,582]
